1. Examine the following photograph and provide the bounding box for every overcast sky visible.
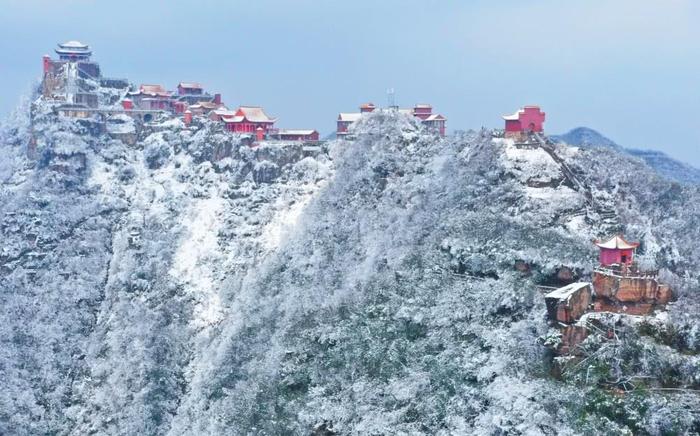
[1,0,698,165]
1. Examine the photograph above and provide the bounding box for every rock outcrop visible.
[544,282,592,324]
[593,270,673,310]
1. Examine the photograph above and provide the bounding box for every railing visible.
[593,266,659,280]
[55,106,167,114]
[100,77,130,89]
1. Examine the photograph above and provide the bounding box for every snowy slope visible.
[1,99,699,435]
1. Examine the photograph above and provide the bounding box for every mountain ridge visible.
[1,93,699,434]
[552,127,700,185]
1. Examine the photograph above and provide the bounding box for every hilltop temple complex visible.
[39,40,318,143]
[41,40,454,144]
[337,102,447,138]
[39,41,564,147]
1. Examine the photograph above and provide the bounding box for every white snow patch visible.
[564,214,587,233]
[260,194,312,252]
[88,160,115,191]
[502,142,562,185]
[524,186,575,200]
[170,196,226,328]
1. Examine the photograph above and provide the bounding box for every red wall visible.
[505,119,522,133]
[599,248,635,266]
[225,122,274,133]
[43,56,52,74]
[178,85,203,96]
[422,120,446,136]
[505,107,546,133]
[337,121,351,134]
[152,100,169,110]
[519,107,545,132]
[413,107,432,120]
[173,102,187,114]
[226,123,254,132]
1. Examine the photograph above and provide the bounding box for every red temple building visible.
[337,112,364,138]
[173,83,218,106]
[336,102,375,137]
[188,100,224,116]
[412,104,433,119]
[173,101,188,114]
[594,235,639,266]
[360,102,376,113]
[127,82,220,113]
[503,106,546,139]
[337,102,447,138]
[209,108,232,122]
[177,82,203,96]
[403,104,447,136]
[54,40,92,62]
[127,84,173,110]
[221,106,277,134]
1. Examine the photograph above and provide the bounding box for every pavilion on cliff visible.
[594,234,639,266]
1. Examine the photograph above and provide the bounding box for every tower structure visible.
[387,88,398,110]
[54,40,92,62]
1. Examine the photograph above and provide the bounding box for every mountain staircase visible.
[533,133,589,195]
[597,208,621,232]
[532,133,622,230]
[559,209,587,221]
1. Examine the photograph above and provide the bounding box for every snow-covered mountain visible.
[552,127,624,152]
[553,127,700,185]
[1,93,699,435]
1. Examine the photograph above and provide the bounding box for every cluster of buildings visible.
[41,40,553,144]
[123,83,322,141]
[123,83,322,142]
[336,102,447,138]
[41,41,320,142]
[334,103,546,140]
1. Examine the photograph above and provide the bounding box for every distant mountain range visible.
[552,127,700,185]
